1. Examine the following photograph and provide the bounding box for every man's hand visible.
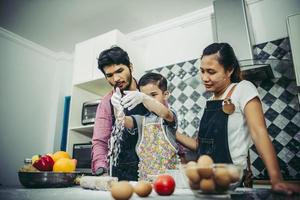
[94,167,108,176]
[111,88,124,120]
[111,87,122,110]
[121,90,145,110]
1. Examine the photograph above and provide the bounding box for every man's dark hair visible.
[97,46,131,74]
[138,72,168,92]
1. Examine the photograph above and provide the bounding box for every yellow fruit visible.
[53,158,76,172]
[31,155,41,163]
[51,151,71,162]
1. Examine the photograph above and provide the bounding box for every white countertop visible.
[1,185,298,200]
[0,186,194,200]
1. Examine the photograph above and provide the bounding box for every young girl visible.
[176,42,300,194]
[111,72,180,181]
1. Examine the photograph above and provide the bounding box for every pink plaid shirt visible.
[91,90,114,173]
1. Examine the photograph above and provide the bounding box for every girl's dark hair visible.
[201,43,242,82]
[138,72,167,92]
[97,46,131,74]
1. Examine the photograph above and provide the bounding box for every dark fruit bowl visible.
[18,171,80,188]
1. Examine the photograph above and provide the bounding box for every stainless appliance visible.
[73,142,92,174]
[81,99,101,125]
[213,0,274,81]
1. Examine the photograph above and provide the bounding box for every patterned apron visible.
[136,117,179,181]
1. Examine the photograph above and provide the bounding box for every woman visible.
[176,42,300,194]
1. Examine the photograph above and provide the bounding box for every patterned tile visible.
[284,122,300,137]
[275,131,292,146]
[286,139,300,155]
[278,147,294,163]
[273,114,289,130]
[281,106,298,120]
[279,90,294,104]
[262,93,277,106]
[265,108,279,122]
[277,76,292,88]
[267,124,281,138]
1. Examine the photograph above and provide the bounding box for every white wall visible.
[127,0,300,71]
[248,0,300,44]
[0,28,73,186]
[128,6,215,71]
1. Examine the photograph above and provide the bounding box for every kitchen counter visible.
[0,186,299,200]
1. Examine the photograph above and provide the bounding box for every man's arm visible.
[91,92,113,174]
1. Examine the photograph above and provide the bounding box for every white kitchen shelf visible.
[75,78,112,96]
[69,124,94,134]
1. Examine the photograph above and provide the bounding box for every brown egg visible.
[197,155,214,167]
[111,181,133,200]
[185,166,201,183]
[134,181,152,197]
[214,168,231,188]
[197,167,213,179]
[227,166,240,182]
[186,161,197,167]
[200,179,215,193]
[189,180,200,190]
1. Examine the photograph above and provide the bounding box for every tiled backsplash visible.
[148,37,300,180]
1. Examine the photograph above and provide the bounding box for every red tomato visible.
[153,174,176,196]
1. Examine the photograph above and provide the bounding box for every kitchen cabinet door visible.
[92,30,120,80]
[72,39,94,85]
[287,13,300,102]
[287,13,300,87]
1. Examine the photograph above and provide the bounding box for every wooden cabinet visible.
[67,30,145,156]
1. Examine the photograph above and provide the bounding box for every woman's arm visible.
[244,97,300,194]
[176,131,198,151]
[245,97,282,183]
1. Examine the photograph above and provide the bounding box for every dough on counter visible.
[80,176,118,191]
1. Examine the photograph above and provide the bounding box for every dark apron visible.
[197,100,233,163]
[111,103,148,181]
[197,99,253,187]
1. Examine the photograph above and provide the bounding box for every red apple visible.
[33,155,54,171]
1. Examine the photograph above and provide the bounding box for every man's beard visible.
[111,71,133,92]
[122,72,132,91]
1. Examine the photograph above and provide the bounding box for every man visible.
[91,46,147,181]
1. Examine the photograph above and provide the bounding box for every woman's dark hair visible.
[201,43,242,82]
[138,72,168,92]
[97,46,131,74]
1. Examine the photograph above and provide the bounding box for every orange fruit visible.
[53,158,76,172]
[51,151,71,162]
